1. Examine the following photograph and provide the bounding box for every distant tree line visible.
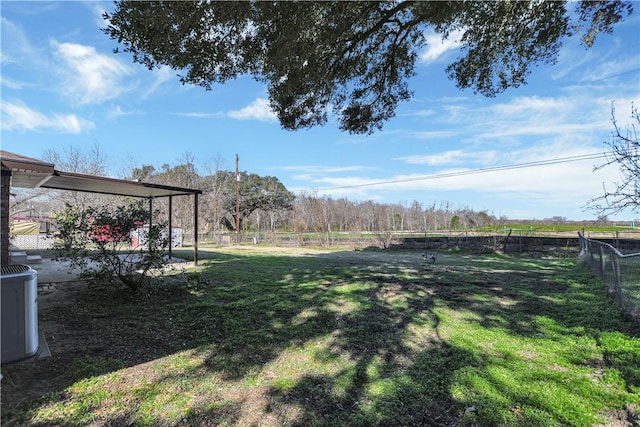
[13,146,510,237]
[12,131,633,241]
[123,159,627,236]
[128,157,514,237]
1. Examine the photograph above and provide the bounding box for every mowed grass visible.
[2,246,639,426]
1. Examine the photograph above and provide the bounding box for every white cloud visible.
[579,57,640,85]
[552,19,639,85]
[1,101,94,133]
[141,66,174,99]
[300,155,613,216]
[0,51,15,66]
[489,96,572,116]
[107,105,143,119]
[419,29,464,63]
[397,157,613,211]
[51,40,134,104]
[87,2,109,28]
[285,165,377,187]
[402,108,436,117]
[396,150,498,166]
[279,165,373,173]
[407,130,455,140]
[228,98,277,121]
[1,77,28,90]
[292,140,612,217]
[1,17,36,65]
[173,112,225,119]
[436,95,615,142]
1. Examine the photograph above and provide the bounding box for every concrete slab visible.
[9,251,27,264]
[29,256,191,284]
[26,255,42,264]
[30,258,85,283]
[28,331,51,362]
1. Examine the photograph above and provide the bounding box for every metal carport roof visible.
[1,150,202,264]
[1,150,201,198]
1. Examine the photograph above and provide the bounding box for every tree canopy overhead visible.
[104,1,632,134]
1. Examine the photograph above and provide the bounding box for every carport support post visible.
[193,193,198,266]
[1,168,11,266]
[168,196,173,259]
[149,198,153,229]
[148,198,153,250]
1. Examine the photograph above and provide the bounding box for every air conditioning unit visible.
[1,264,39,364]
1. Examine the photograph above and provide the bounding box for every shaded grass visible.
[1,248,639,426]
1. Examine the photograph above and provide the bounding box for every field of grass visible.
[478,224,639,236]
[2,246,639,426]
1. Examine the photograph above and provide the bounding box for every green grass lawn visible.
[2,246,639,426]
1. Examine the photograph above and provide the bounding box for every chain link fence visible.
[579,233,640,325]
[10,234,54,249]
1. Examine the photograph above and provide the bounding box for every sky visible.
[1,2,639,221]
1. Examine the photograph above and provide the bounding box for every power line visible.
[317,152,607,191]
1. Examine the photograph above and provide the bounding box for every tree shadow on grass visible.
[261,271,473,425]
[266,341,473,426]
[255,251,640,426]
[2,249,638,426]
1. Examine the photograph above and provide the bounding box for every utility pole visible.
[235,154,240,243]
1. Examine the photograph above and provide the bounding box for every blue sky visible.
[2,2,639,221]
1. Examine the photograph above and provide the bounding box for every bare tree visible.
[41,143,110,209]
[201,156,229,236]
[372,203,395,249]
[42,142,107,176]
[290,191,313,245]
[9,189,50,218]
[407,201,423,231]
[589,103,640,215]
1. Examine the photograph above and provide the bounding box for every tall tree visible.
[216,171,295,232]
[104,1,632,134]
[131,159,202,230]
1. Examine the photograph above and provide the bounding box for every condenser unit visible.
[1,264,39,363]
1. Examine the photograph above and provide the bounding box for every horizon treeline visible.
[12,158,619,237]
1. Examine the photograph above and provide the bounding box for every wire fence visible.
[10,234,55,249]
[578,233,640,325]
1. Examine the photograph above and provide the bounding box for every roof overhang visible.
[40,171,202,198]
[1,150,202,198]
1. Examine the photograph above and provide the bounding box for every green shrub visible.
[52,200,170,291]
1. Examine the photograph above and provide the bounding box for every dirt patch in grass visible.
[596,404,639,427]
